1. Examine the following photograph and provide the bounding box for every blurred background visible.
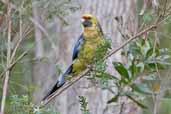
[0,0,171,114]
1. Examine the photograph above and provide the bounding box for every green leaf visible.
[79,96,90,114]
[136,62,144,73]
[99,72,118,80]
[146,48,153,59]
[143,73,157,81]
[126,95,147,109]
[129,59,137,78]
[143,12,153,23]
[147,62,166,69]
[113,62,130,80]
[107,94,119,104]
[119,91,134,96]
[131,83,152,95]
[95,60,107,71]
[119,78,129,84]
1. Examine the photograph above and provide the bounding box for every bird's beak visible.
[81,18,85,23]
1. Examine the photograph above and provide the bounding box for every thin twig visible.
[29,17,57,52]
[0,2,11,114]
[0,49,30,79]
[157,7,171,25]
[0,26,33,79]
[152,32,160,114]
[104,24,157,59]
[119,102,125,114]
[10,8,23,63]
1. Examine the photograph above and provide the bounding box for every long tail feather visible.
[42,81,64,101]
[42,65,72,101]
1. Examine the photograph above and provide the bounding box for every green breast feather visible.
[72,34,105,75]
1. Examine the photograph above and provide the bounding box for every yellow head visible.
[81,13,98,29]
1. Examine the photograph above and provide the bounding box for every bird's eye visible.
[87,17,91,20]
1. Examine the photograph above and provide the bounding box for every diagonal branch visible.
[0,49,30,79]
[29,17,57,52]
[104,24,157,59]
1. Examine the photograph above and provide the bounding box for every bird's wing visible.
[72,34,84,60]
[42,34,84,101]
[58,34,84,85]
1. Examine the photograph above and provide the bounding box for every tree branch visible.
[0,2,11,114]
[10,9,23,63]
[29,17,57,53]
[104,24,157,59]
[0,49,30,79]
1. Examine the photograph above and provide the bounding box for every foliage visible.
[87,38,113,88]
[33,0,81,24]
[106,1,171,113]
[86,17,171,109]
[1,0,171,113]
[0,0,80,113]
[106,37,171,107]
[79,96,90,114]
[7,95,59,114]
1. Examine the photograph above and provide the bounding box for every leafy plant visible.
[79,96,90,114]
[7,95,59,114]
[107,37,171,109]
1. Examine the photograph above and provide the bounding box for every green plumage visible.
[72,29,105,75]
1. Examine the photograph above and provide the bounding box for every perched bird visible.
[43,13,107,100]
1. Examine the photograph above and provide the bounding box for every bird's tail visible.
[42,65,72,101]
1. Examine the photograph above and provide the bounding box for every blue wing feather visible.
[72,34,84,60]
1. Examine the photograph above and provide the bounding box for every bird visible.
[43,13,107,100]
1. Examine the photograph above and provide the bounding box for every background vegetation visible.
[0,0,171,114]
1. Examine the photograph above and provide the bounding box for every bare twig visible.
[30,17,57,52]
[0,25,33,79]
[157,7,171,25]
[0,49,30,79]
[119,102,125,114]
[104,24,157,59]
[32,6,44,59]
[10,8,23,63]
[0,2,11,114]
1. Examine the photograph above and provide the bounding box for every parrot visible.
[43,13,107,100]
